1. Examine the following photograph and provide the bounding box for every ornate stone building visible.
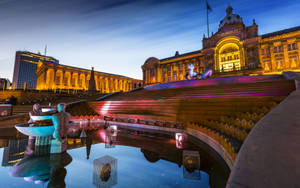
[36,61,142,93]
[142,6,300,85]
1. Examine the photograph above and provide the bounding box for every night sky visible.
[0,0,299,80]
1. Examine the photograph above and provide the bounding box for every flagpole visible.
[206,3,209,38]
[205,0,210,38]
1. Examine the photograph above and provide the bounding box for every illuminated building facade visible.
[36,61,142,93]
[12,51,59,89]
[142,6,300,85]
[0,78,11,90]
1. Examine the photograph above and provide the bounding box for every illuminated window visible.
[276,58,284,70]
[263,60,271,72]
[179,64,183,70]
[289,56,298,68]
[274,46,283,53]
[168,75,171,82]
[261,48,269,55]
[288,43,297,51]
[173,72,177,81]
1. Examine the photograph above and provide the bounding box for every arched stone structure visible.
[64,72,71,87]
[46,69,55,90]
[214,37,245,72]
[79,74,86,89]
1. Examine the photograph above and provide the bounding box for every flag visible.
[206,0,212,12]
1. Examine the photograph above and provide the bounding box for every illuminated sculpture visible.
[93,155,118,188]
[185,64,212,80]
[51,103,69,153]
[15,103,71,155]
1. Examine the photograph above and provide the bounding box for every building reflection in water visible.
[2,139,27,166]
[182,150,201,180]
[175,133,187,149]
[93,155,118,188]
[9,152,72,187]
[96,126,118,149]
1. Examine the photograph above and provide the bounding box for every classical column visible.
[109,78,113,93]
[75,72,79,88]
[98,76,102,92]
[145,70,148,84]
[105,77,109,93]
[44,68,48,89]
[116,79,119,92]
[94,76,98,91]
[157,65,161,83]
[119,80,123,91]
[270,45,276,72]
[283,42,289,70]
[124,81,127,91]
[52,69,56,90]
[170,64,173,82]
[297,40,300,67]
[86,74,89,90]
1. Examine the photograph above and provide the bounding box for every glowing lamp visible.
[175,133,187,149]
[108,125,117,137]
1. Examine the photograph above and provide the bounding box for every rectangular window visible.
[288,43,297,51]
[261,48,269,55]
[274,46,283,53]
[168,75,171,82]
[179,64,183,70]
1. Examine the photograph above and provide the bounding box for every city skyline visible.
[1,0,300,80]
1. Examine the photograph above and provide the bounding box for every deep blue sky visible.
[0,0,299,80]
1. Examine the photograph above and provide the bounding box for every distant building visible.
[142,6,300,85]
[36,62,143,93]
[12,51,59,89]
[0,78,11,90]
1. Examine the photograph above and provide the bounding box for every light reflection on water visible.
[0,129,229,188]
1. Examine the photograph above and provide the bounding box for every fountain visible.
[14,103,74,155]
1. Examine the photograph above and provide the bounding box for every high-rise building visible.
[12,51,59,89]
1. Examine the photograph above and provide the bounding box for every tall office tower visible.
[12,51,59,89]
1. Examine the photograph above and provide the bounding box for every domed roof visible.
[219,6,243,28]
[144,57,159,65]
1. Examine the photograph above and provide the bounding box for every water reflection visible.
[182,150,201,180]
[9,152,72,187]
[2,139,27,167]
[0,127,230,188]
